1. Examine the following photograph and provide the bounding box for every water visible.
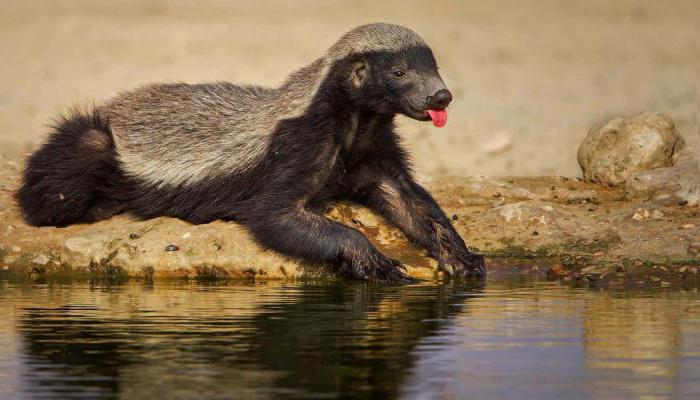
[0,278,699,399]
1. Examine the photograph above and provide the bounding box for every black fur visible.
[16,109,122,227]
[17,43,486,282]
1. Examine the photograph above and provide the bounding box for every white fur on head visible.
[327,23,427,61]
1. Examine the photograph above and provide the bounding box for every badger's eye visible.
[393,70,405,78]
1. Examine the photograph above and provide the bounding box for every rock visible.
[632,208,664,221]
[624,148,700,206]
[689,243,700,256]
[496,202,525,222]
[63,234,115,266]
[31,254,51,266]
[578,112,685,186]
[632,208,649,221]
[651,210,664,220]
[579,264,613,280]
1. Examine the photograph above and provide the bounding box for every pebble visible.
[633,208,650,221]
[129,233,141,240]
[688,243,700,256]
[182,232,192,239]
[31,254,51,266]
[682,224,695,229]
[11,246,21,252]
[497,202,524,222]
[530,215,546,225]
[480,130,512,154]
[165,244,179,252]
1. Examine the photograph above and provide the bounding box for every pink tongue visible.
[427,109,448,128]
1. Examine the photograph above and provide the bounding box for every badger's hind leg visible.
[82,198,125,223]
[16,110,120,227]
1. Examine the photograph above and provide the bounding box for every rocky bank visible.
[1,113,698,287]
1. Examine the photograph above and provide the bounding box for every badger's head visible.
[330,23,452,127]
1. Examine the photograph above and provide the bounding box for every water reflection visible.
[5,280,482,399]
[0,279,699,399]
[401,284,700,400]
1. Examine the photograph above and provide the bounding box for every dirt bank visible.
[1,156,698,287]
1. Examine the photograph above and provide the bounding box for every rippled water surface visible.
[1,278,699,399]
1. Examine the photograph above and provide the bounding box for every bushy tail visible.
[16,108,119,227]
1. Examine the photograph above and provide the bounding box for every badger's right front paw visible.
[440,251,487,278]
[344,250,414,284]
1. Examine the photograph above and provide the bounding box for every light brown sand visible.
[0,0,696,177]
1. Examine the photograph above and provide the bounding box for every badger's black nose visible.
[426,89,452,110]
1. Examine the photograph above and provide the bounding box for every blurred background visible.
[0,0,697,177]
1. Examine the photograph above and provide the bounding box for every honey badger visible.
[17,23,486,282]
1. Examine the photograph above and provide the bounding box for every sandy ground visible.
[0,0,697,177]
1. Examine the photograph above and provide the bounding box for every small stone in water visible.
[451,214,458,221]
[165,244,179,252]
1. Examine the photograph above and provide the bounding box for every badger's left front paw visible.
[439,251,486,278]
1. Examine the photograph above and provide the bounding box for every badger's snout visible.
[426,89,452,110]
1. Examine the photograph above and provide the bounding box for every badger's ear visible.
[351,61,367,88]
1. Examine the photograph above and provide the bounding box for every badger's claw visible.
[344,250,415,284]
[439,251,486,278]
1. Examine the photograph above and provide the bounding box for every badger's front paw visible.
[440,251,486,278]
[344,250,415,284]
